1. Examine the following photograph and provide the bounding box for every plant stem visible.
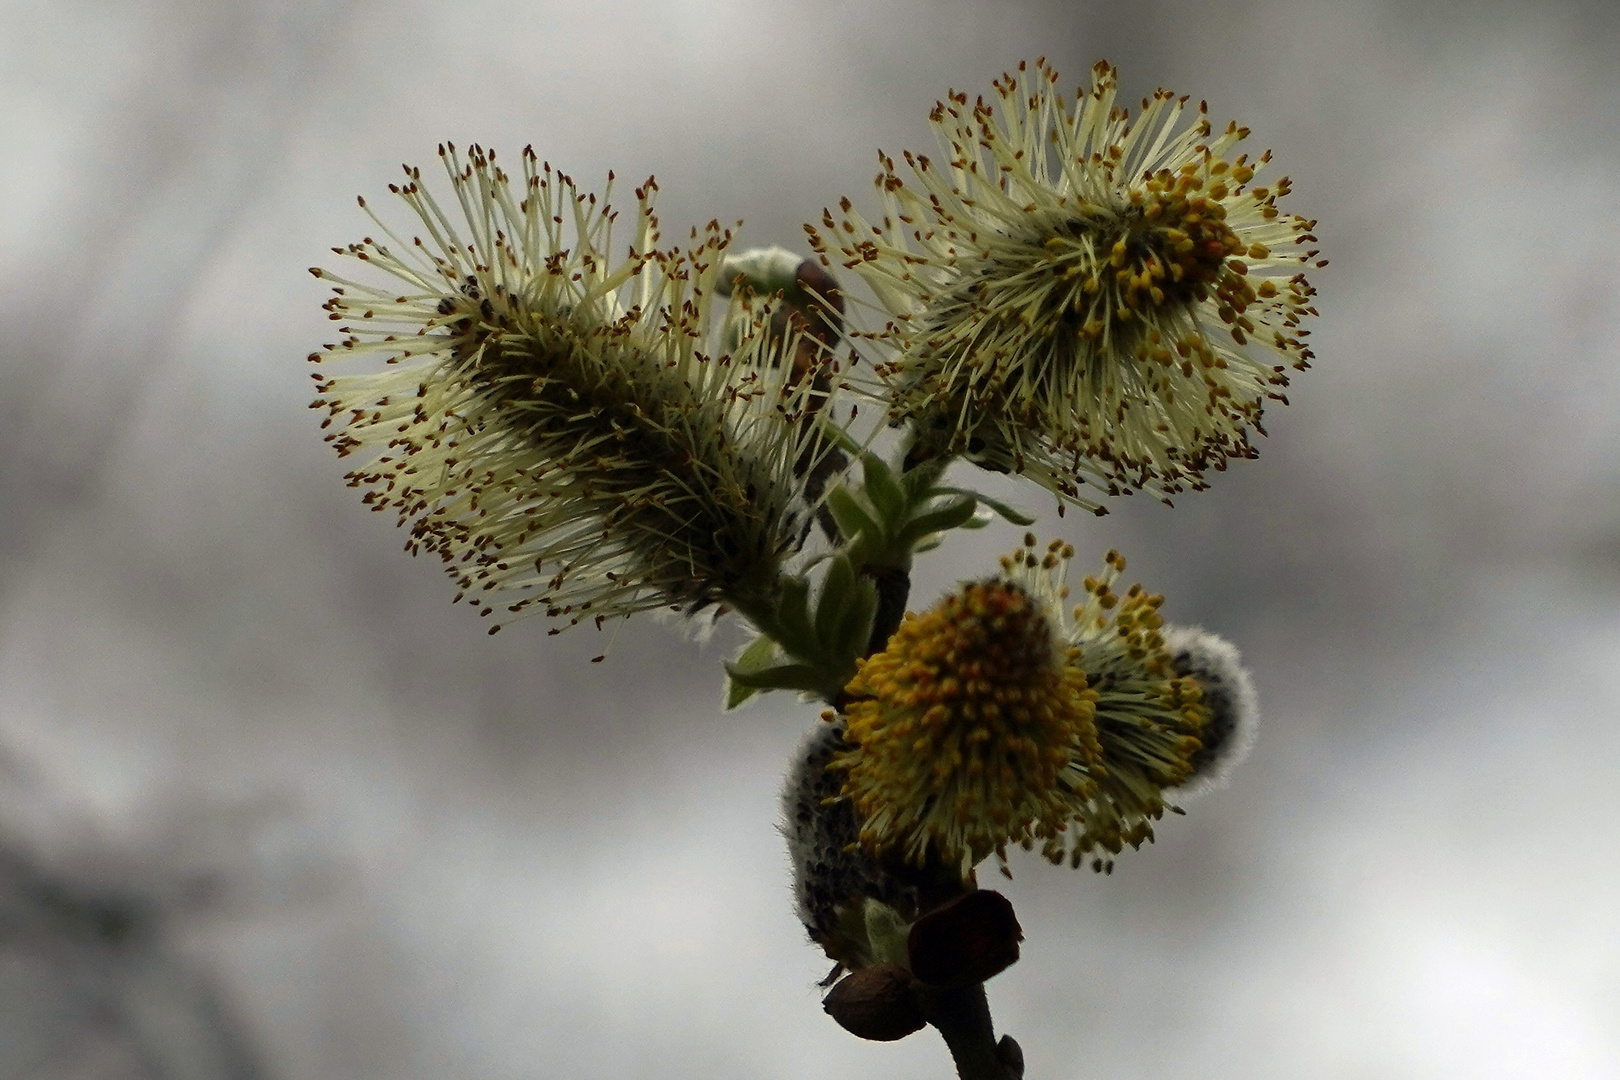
[865,565,911,656]
[881,447,1022,1080]
[787,438,1024,1078]
[917,983,1023,1080]
[860,447,950,655]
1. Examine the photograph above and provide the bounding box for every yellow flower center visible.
[1107,169,1244,315]
[835,581,1101,869]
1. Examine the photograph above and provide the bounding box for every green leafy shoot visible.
[723,552,877,705]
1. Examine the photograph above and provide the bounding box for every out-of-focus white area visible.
[2,0,1618,1077]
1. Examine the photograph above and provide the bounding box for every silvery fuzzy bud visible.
[781,720,929,970]
[1164,625,1259,796]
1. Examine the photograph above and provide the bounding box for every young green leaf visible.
[723,675,763,711]
[827,486,883,546]
[934,487,1035,526]
[729,632,780,673]
[815,554,858,647]
[957,505,994,530]
[895,496,978,550]
[861,453,908,524]
[774,577,820,661]
[817,419,866,457]
[832,578,879,669]
[899,456,949,500]
[722,661,834,695]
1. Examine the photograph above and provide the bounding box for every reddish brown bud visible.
[907,889,1023,988]
[793,258,845,344]
[821,963,926,1042]
[997,1034,1026,1078]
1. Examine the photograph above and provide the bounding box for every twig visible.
[866,504,1023,1080]
[834,447,1023,1080]
[865,565,911,656]
[917,983,1024,1080]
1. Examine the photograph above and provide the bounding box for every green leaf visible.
[817,419,865,457]
[957,505,994,530]
[721,661,833,694]
[815,554,857,647]
[861,453,908,524]
[729,633,779,673]
[899,454,949,499]
[832,578,878,669]
[895,496,978,550]
[774,577,819,661]
[935,487,1035,526]
[862,899,912,968]
[826,486,882,545]
[723,677,762,711]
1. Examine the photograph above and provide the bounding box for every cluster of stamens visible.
[1048,548,1208,870]
[829,536,1214,877]
[833,574,1101,872]
[809,58,1322,511]
[309,145,822,638]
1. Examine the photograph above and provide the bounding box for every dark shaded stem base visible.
[865,565,912,656]
[918,983,1023,1080]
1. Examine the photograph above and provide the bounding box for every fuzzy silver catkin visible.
[1164,625,1259,797]
[781,721,920,956]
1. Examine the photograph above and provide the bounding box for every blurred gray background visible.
[2,1,1617,1077]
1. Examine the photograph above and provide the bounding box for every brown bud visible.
[997,1034,1026,1079]
[907,889,1023,988]
[821,963,926,1042]
[768,258,845,392]
[793,258,845,345]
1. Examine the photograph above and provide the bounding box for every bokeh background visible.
[3,1,1618,1077]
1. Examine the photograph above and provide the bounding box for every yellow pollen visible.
[834,581,1101,869]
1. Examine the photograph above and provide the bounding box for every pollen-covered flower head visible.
[810,59,1321,511]
[1052,546,1209,872]
[310,145,827,636]
[833,539,1103,873]
[833,537,1218,876]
